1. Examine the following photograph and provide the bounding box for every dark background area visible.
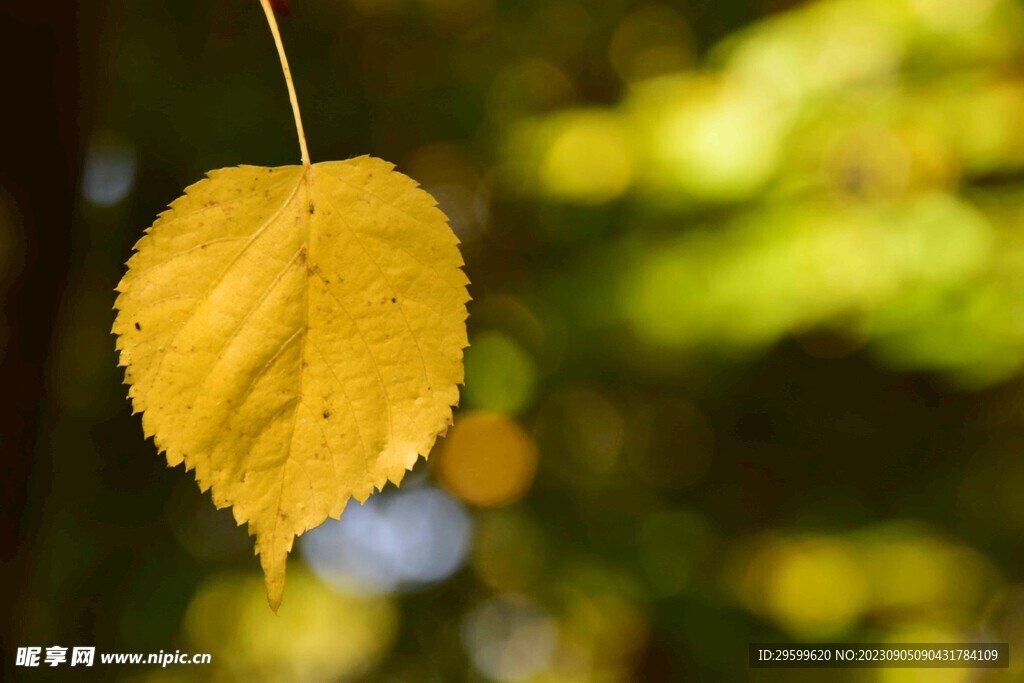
[4,1,1024,681]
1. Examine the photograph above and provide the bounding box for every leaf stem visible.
[258,0,311,167]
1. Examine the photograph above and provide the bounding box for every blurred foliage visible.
[11,0,1024,681]
[507,0,1024,388]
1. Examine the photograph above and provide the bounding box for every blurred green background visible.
[5,0,1024,680]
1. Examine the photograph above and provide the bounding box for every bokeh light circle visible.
[300,486,472,595]
[437,410,539,507]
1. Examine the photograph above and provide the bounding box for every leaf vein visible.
[136,173,305,391]
[317,193,433,399]
[189,245,306,454]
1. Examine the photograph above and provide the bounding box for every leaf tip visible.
[260,549,287,613]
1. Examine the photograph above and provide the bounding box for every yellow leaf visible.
[113,156,469,610]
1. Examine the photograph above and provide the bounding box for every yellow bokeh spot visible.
[183,569,396,682]
[875,623,974,683]
[875,660,972,683]
[859,524,998,616]
[540,111,635,204]
[908,0,999,32]
[628,75,787,202]
[722,0,905,102]
[760,536,869,639]
[437,410,539,507]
